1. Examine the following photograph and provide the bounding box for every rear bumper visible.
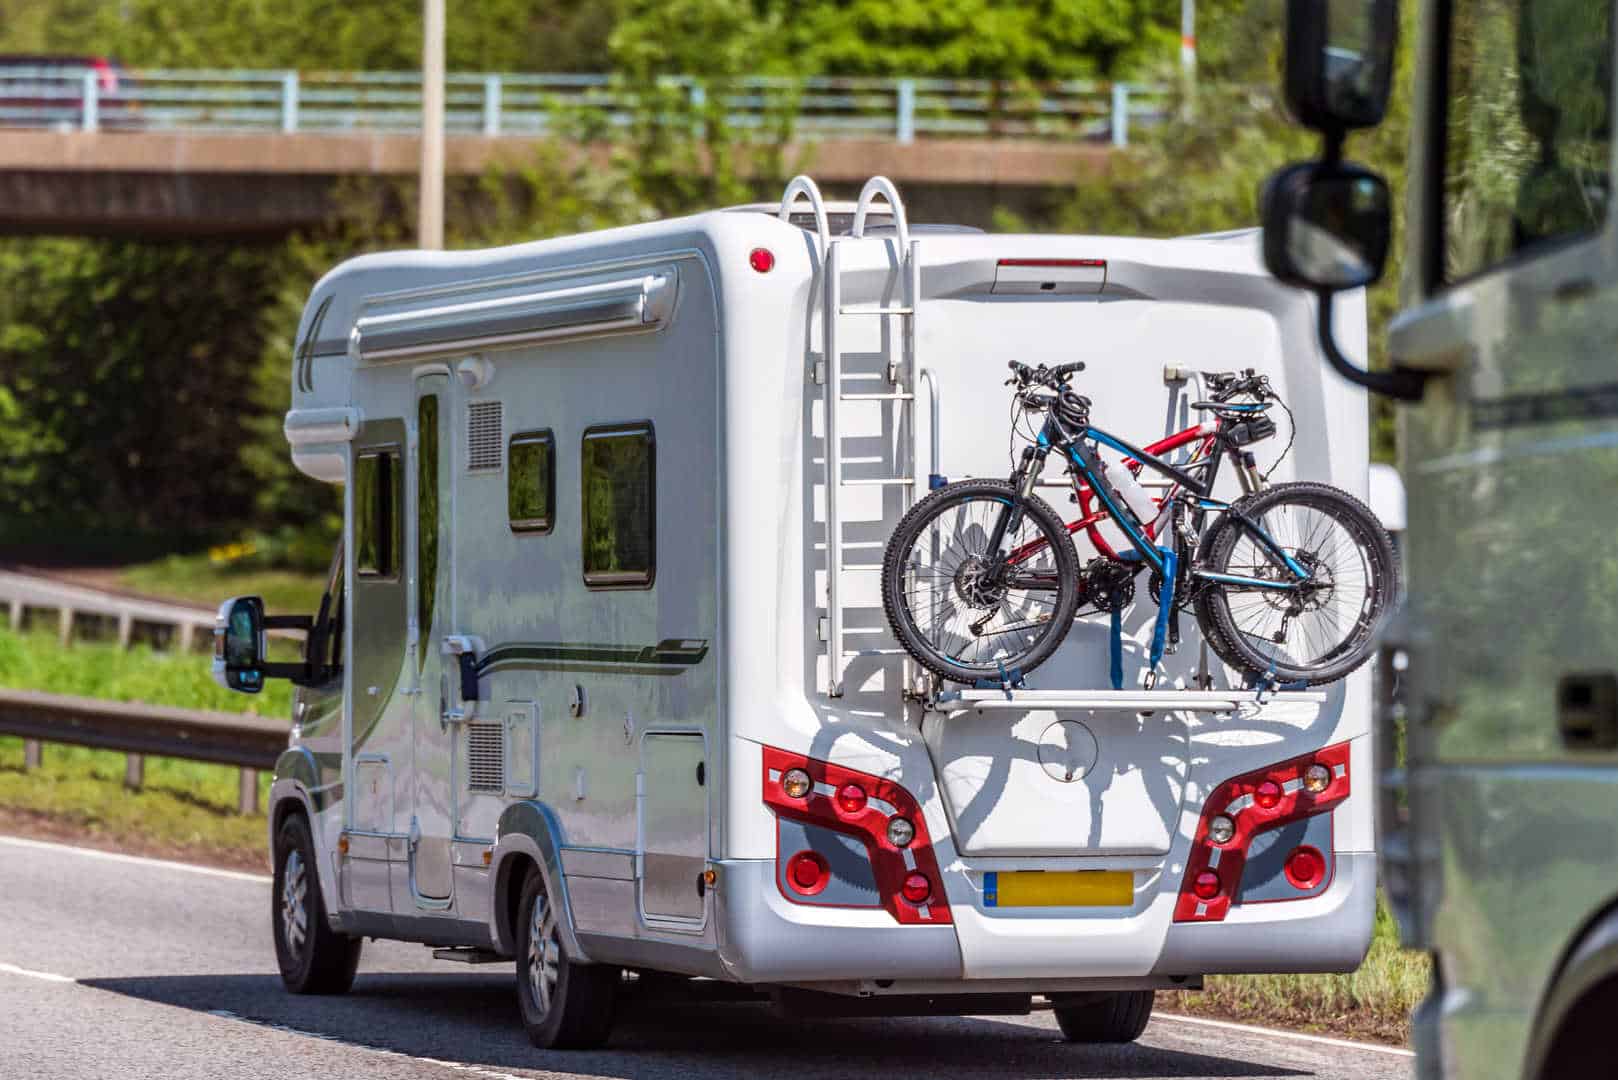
[713,858,963,983]
[1152,851,1376,975]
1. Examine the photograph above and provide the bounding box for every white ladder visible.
[782,175,923,698]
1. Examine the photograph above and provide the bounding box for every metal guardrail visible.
[0,569,216,650]
[0,66,1171,147]
[0,688,285,814]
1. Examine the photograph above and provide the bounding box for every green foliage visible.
[0,0,620,72]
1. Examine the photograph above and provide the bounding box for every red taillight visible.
[1284,846,1327,889]
[835,782,867,815]
[1175,743,1352,924]
[786,851,829,895]
[749,247,775,273]
[762,746,950,926]
[901,873,931,904]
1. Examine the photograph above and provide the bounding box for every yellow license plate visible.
[983,870,1134,908]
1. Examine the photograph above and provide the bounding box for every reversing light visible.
[749,247,775,273]
[1302,764,1332,794]
[1192,870,1221,901]
[781,768,812,799]
[1207,815,1236,845]
[901,872,931,904]
[786,851,829,895]
[1253,779,1284,809]
[886,816,915,848]
[1284,846,1327,889]
[835,782,868,815]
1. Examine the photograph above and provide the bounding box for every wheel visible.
[272,813,361,995]
[1052,990,1155,1043]
[1196,481,1398,686]
[514,868,618,1049]
[881,479,1083,685]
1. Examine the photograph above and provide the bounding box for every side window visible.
[508,430,555,534]
[581,422,655,588]
[1442,0,1613,281]
[318,544,345,675]
[354,447,401,578]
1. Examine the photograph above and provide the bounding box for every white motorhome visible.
[216,175,1378,1049]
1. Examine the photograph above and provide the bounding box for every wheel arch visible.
[268,747,341,920]
[1524,895,1618,1080]
[490,800,589,963]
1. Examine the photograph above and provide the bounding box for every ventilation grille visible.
[465,722,505,794]
[467,401,504,472]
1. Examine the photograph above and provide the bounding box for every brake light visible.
[1175,742,1351,922]
[786,851,829,895]
[749,247,775,273]
[763,746,950,925]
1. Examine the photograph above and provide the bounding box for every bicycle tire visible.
[1196,481,1397,686]
[881,479,1082,685]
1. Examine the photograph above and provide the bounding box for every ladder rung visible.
[840,477,915,486]
[842,648,908,657]
[839,306,914,316]
[835,564,883,572]
[840,393,915,402]
[815,540,884,551]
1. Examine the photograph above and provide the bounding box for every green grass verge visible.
[0,627,284,870]
[122,551,327,616]
[1161,896,1426,1044]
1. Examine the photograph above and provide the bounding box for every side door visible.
[1388,0,1618,1070]
[411,372,456,906]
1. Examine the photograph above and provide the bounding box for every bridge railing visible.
[0,65,1173,146]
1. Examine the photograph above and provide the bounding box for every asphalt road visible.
[0,835,1412,1080]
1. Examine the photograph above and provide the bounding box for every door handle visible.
[1557,674,1618,751]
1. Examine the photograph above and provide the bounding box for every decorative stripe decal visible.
[477,638,708,675]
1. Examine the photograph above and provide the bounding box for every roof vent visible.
[467,401,503,472]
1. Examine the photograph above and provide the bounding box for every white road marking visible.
[1155,1011,1415,1057]
[208,1010,536,1080]
[0,834,270,883]
[0,960,76,983]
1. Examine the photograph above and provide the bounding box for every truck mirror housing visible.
[1285,0,1398,134]
[213,596,267,694]
[1262,161,1392,291]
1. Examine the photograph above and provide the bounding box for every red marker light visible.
[1253,779,1284,810]
[1284,846,1327,889]
[786,851,829,895]
[901,873,931,904]
[749,247,775,273]
[835,782,868,815]
[1192,870,1221,901]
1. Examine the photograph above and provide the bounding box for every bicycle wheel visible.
[1195,481,1397,686]
[881,479,1082,685]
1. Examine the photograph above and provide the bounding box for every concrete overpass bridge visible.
[0,68,1151,235]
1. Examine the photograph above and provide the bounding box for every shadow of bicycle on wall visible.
[80,971,1310,1080]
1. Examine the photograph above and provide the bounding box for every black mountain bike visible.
[880,361,1398,688]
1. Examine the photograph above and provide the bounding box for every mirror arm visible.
[258,661,311,680]
[263,615,314,632]
[1316,289,1430,401]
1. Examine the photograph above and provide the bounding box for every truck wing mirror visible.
[1284,0,1398,135]
[1261,160,1431,401]
[212,595,316,694]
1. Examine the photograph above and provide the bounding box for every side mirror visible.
[1263,161,1392,291]
[1285,0,1398,135]
[1261,159,1430,401]
[213,596,267,694]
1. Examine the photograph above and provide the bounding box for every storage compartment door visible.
[638,733,708,922]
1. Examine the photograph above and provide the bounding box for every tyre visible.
[1196,481,1398,686]
[881,479,1082,685]
[1052,990,1155,1043]
[272,812,362,995]
[514,868,619,1049]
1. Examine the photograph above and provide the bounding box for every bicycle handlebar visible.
[1203,367,1273,402]
[1007,360,1086,390]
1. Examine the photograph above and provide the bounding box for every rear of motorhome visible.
[216,175,1378,1048]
